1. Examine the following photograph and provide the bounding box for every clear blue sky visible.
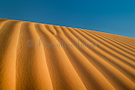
[0,0,135,38]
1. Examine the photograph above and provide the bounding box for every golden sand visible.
[0,19,135,90]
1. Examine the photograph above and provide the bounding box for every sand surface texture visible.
[0,19,135,90]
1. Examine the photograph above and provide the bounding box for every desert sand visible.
[0,18,135,90]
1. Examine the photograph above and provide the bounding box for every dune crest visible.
[0,19,135,90]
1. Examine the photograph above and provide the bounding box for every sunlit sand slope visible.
[0,19,135,90]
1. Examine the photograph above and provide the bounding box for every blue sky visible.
[0,0,135,38]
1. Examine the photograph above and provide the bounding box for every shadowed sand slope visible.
[0,19,135,90]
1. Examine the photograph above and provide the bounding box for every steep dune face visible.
[0,19,135,90]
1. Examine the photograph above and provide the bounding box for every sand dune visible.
[0,19,135,90]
